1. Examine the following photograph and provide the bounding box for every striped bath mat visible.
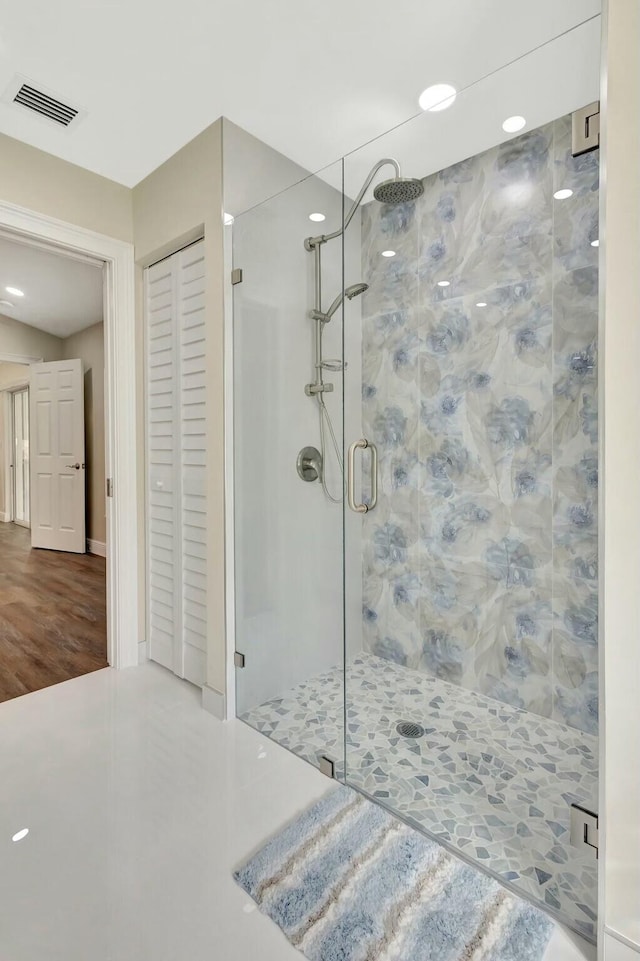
[234,785,554,961]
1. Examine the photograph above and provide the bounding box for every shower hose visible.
[317,394,344,503]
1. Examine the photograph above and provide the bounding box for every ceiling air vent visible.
[14,83,78,126]
[2,75,85,130]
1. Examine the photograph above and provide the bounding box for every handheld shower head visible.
[322,282,369,322]
[345,282,369,300]
[373,177,424,204]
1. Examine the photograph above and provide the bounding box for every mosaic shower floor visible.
[241,652,598,941]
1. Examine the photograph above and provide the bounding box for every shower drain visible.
[396,720,425,739]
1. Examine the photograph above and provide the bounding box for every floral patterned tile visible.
[415,127,554,301]
[552,115,599,273]
[359,113,598,739]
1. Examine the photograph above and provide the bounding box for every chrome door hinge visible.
[572,101,600,156]
[231,268,243,286]
[570,803,599,859]
[319,755,336,779]
[234,651,245,668]
[106,477,113,498]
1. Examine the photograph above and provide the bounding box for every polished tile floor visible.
[242,653,599,940]
[0,663,594,961]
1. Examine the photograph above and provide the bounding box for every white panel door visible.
[29,359,86,553]
[145,240,206,686]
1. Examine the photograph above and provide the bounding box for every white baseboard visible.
[0,512,10,522]
[137,640,148,664]
[202,683,226,721]
[605,930,640,960]
[87,538,107,557]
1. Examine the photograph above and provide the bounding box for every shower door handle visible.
[347,439,378,514]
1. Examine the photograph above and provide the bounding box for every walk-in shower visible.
[302,159,425,502]
[232,20,601,945]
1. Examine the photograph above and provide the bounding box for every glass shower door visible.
[342,24,600,942]
[232,159,349,778]
[229,16,600,940]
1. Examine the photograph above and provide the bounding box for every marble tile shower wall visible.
[360,115,599,735]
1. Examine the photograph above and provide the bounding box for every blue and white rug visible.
[234,785,554,961]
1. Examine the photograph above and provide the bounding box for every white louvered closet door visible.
[145,240,207,686]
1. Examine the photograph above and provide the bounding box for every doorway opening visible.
[0,197,138,696]
[0,236,109,701]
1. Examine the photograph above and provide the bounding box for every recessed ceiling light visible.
[419,83,457,112]
[591,239,599,247]
[502,115,526,133]
[223,212,234,226]
[381,250,396,257]
[12,828,29,842]
[5,286,24,297]
[554,189,573,200]
[476,302,488,307]
[309,212,326,222]
[437,280,451,287]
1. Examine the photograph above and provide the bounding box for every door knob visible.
[66,463,81,470]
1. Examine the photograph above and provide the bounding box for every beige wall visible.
[601,0,640,954]
[133,120,226,695]
[0,133,133,242]
[61,323,106,545]
[0,361,30,390]
[0,312,63,362]
[222,118,310,218]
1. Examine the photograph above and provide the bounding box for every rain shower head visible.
[305,160,424,250]
[373,177,425,204]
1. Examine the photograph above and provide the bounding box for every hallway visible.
[0,523,107,701]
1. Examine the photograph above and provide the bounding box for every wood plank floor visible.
[0,523,107,703]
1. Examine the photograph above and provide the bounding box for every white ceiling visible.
[0,0,601,188]
[341,17,601,203]
[0,236,103,338]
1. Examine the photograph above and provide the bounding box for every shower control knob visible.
[297,446,322,483]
